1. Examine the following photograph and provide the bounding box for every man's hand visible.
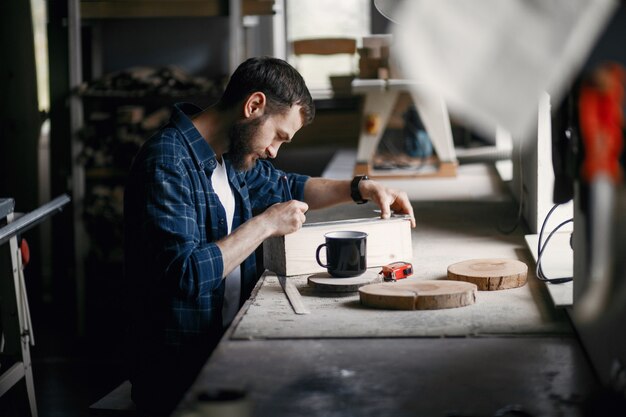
[216,200,308,277]
[262,200,309,236]
[360,180,416,228]
[302,177,416,228]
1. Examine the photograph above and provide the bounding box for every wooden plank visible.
[81,1,226,18]
[292,38,357,56]
[278,276,310,315]
[355,89,400,163]
[353,161,457,179]
[263,217,412,277]
[242,0,275,16]
[81,0,273,18]
[409,89,457,163]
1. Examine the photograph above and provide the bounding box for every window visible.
[286,0,370,92]
[31,0,49,111]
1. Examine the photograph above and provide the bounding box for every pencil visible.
[281,175,293,201]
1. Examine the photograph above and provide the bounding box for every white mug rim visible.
[324,231,368,240]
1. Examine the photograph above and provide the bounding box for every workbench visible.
[174,169,598,417]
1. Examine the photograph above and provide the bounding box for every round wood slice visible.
[308,269,380,293]
[447,258,528,291]
[359,280,477,310]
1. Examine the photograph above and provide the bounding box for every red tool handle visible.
[20,238,30,267]
[579,63,625,183]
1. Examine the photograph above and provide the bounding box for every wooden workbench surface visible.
[175,189,595,417]
[233,267,568,340]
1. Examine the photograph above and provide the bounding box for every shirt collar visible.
[171,102,218,171]
[223,154,247,191]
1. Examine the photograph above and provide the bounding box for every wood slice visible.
[308,269,380,293]
[447,259,528,291]
[359,280,477,310]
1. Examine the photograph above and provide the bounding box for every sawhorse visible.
[351,78,458,179]
[0,195,70,417]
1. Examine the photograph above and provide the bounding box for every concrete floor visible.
[180,337,599,417]
[0,300,127,417]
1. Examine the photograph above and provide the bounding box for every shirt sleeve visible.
[244,160,309,210]
[136,159,224,299]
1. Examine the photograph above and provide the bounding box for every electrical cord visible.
[536,203,573,284]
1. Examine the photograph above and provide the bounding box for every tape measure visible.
[380,261,413,282]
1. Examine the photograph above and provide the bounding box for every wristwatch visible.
[350,175,369,204]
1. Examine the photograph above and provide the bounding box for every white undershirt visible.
[212,159,240,328]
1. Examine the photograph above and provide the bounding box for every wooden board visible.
[353,160,457,179]
[359,280,477,310]
[292,38,357,55]
[447,258,528,291]
[81,0,274,19]
[278,276,310,315]
[307,269,381,293]
[263,217,413,276]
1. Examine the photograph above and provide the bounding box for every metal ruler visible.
[278,275,310,315]
[302,214,411,229]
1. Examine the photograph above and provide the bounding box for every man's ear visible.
[243,92,267,118]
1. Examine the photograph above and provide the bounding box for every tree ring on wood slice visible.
[308,269,381,293]
[359,279,477,310]
[447,258,528,291]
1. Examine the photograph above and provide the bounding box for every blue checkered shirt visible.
[124,103,309,356]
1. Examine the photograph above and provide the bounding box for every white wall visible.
[513,92,573,235]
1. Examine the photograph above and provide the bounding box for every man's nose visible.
[266,143,280,159]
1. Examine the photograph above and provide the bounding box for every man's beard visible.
[227,116,265,171]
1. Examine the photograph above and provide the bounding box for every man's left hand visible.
[360,180,416,228]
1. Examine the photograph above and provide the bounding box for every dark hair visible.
[219,56,315,125]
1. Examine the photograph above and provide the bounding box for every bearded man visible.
[123,56,415,414]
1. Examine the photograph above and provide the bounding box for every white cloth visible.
[391,0,617,138]
[212,159,241,328]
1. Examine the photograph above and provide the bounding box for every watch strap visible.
[350,175,369,204]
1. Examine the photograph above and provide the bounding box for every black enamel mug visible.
[315,231,367,278]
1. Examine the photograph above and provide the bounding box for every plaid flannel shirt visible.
[124,103,309,354]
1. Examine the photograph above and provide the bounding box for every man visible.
[124,56,415,414]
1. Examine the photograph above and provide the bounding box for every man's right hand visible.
[217,200,308,277]
[263,200,309,236]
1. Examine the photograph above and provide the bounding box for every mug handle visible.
[316,243,329,268]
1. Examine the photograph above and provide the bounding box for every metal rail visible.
[0,194,71,246]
